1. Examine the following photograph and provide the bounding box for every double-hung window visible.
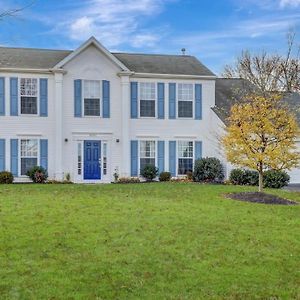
[20,78,38,115]
[84,80,101,116]
[20,139,38,176]
[140,141,155,171]
[140,82,155,117]
[178,141,193,175]
[178,83,193,118]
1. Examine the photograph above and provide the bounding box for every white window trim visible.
[82,80,102,118]
[19,77,39,117]
[138,140,157,175]
[138,82,157,119]
[176,140,195,177]
[19,138,40,177]
[177,83,194,119]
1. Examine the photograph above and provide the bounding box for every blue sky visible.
[1,0,300,74]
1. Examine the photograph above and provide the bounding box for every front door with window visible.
[84,140,101,180]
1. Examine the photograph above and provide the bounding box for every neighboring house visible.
[0,37,299,183]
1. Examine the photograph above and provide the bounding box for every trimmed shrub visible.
[263,170,290,189]
[159,172,171,182]
[118,177,140,184]
[186,171,193,181]
[0,171,14,184]
[229,169,258,186]
[27,166,48,183]
[140,165,159,182]
[193,157,224,182]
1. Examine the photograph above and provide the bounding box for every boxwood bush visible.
[193,157,224,182]
[230,168,289,188]
[263,170,290,188]
[0,171,14,184]
[229,169,259,186]
[140,165,159,182]
[159,171,171,182]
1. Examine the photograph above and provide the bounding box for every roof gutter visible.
[118,71,217,80]
[0,67,67,74]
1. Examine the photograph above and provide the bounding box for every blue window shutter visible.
[157,83,165,119]
[40,139,48,171]
[131,140,138,176]
[102,80,110,118]
[0,139,5,171]
[40,78,48,117]
[169,141,176,176]
[10,77,18,116]
[195,141,202,161]
[74,79,82,117]
[169,83,176,119]
[195,84,202,120]
[0,77,5,116]
[157,141,165,173]
[131,82,138,119]
[10,139,18,176]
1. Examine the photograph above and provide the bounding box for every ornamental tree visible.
[222,93,300,192]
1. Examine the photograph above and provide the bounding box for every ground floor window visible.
[140,141,155,172]
[20,139,38,175]
[178,141,193,175]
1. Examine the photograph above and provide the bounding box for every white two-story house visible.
[1,37,298,183]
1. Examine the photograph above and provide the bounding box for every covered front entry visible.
[84,140,101,180]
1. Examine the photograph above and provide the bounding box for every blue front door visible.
[84,140,101,180]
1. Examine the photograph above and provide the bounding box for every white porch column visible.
[54,72,64,180]
[120,75,131,177]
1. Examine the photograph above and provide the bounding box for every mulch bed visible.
[226,192,298,205]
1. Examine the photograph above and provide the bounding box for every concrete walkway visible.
[283,184,300,192]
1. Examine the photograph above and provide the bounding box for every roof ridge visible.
[113,52,193,57]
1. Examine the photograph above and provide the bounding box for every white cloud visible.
[51,0,172,49]
[279,0,300,7]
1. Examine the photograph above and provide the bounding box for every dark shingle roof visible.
[0,46,215,76]
[0,47,72,69]
[112,53,215,76]
[214,78,300,124]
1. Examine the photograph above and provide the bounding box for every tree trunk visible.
[258,162,263,192]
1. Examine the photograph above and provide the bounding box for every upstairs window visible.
[20,139,38,176]
[140,141,155,171]
[178,83,193,118]
[20,78,38,115]
[178,141,193,175]
[140,82,155,117]
[84,80,100,116]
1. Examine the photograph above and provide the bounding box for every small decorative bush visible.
[193,157,224,182]
[159,172,171,182]
[263,170,290,189]
[229,169,258,186]
[118,177,140,184]
[186,171,193,181]
[0,171,14,184]
[140,165,159,182]
[27,166,48,183]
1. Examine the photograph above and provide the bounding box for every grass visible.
[0,183,299,299]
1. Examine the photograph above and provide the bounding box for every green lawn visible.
[0,183,299,299]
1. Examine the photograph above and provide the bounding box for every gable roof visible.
[0,47,71,69]
[0,37,215,76]
[214,78,300,124]
[113,53,215,76]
